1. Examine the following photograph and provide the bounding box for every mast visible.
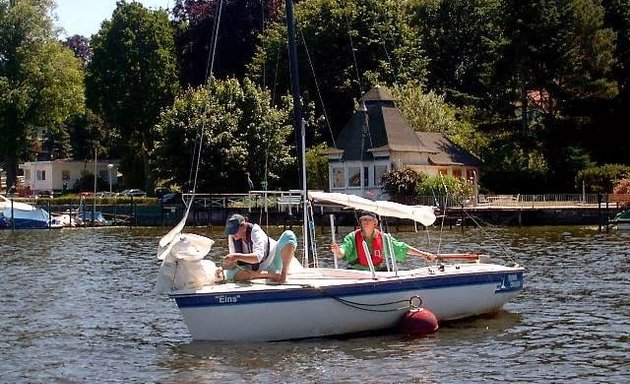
[285,0,309,266]
[286,0,302,163]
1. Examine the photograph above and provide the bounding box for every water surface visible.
[1,225,628,383]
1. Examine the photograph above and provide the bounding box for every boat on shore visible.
[0,195,63,229]
[611,210,630,230]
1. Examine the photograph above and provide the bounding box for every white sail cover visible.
[155,233,218,293]
[308,191,436,227]
[0,195,38,211]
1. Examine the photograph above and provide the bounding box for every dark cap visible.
[359,211,378,222]
[224,214,245,235]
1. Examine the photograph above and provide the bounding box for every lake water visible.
[1,224,628,383]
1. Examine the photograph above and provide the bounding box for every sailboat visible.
[154,0,525,342]
[0,195,64,229]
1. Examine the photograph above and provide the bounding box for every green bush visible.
[416,174,474,203]
[576,164,630,194]
[381,168,424,203]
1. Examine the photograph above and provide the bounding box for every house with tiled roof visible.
[325,86,482,198]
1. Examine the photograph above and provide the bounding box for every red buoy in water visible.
[400,308,439,336]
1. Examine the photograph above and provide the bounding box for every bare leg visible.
[277,244,296,284]
[233,269,280,282]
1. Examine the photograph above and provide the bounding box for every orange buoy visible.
[400,308,439,336]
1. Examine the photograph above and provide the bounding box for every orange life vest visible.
[355,229,384,267]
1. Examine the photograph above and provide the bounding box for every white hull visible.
[171,263,524,341]
[614,221,630,230]
[1,196,62,229]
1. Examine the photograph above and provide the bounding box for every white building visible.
[19,159,120,194]
[325,86,482,198]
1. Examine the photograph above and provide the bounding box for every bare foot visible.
[267,272,282,283]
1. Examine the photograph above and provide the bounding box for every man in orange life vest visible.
[330,211,436,270]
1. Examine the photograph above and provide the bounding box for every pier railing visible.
[7,191,629,212]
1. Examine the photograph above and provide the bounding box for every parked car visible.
[95,191,117,198]
[159,192,184,205]
[120,189,146,197]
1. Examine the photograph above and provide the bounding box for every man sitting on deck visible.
[221,214,301,283]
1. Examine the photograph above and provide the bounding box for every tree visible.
[388,81,490,165]
[153,77,294,192]
[249,0,427,145]
[172,0,283,87]
[305,143,329,190]
[406,0,504,106]
[62,34,92,64]
[576,164,630,193]
[0,0,85,186]
[86,1,180,191]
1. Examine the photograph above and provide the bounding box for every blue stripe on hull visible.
[0,218,50,229]
[173,270,524,309]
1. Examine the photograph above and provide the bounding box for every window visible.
[62,170,70,181]
[452,169,462,179]
[466,169,476,182]
[332,167,344,188]
[438,168,448,176]
[36,170,46,181]
[347,167,361,187]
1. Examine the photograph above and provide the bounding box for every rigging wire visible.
[299,31,336,148]
[342,3,376,194]
[343,7,364,97]
[260,0,266,90]
[183,0,223,218]
[365,0,398,84]
[205,0,224,84]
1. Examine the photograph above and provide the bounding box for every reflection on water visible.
[1,226,628,383]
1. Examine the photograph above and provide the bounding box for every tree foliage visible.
[172,0,283,87]
[381,168,424,203]
[416,174,474,203]
[305,143,329,190]
[153,77,294,192]
[0,0,84,185]
[576,164,630,193]
[612,177,630,195]
[406,0,504,106]
[86,1,179,190]
[249,0,427,145]
[62,34,92,64]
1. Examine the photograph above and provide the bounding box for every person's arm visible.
[223,253,258,266]
[250,224,269,262]
[405,246,437,262]
[382,234,436,262]
[224,232,260,265]
[331,231,359,266]
[227,235,236,254]
[330,242,344,259]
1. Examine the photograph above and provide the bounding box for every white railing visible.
[202,192,628,209]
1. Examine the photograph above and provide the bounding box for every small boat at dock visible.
[611,210,630,230]
[0,195,63,229]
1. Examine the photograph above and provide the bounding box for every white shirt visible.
[228,224,278,264]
